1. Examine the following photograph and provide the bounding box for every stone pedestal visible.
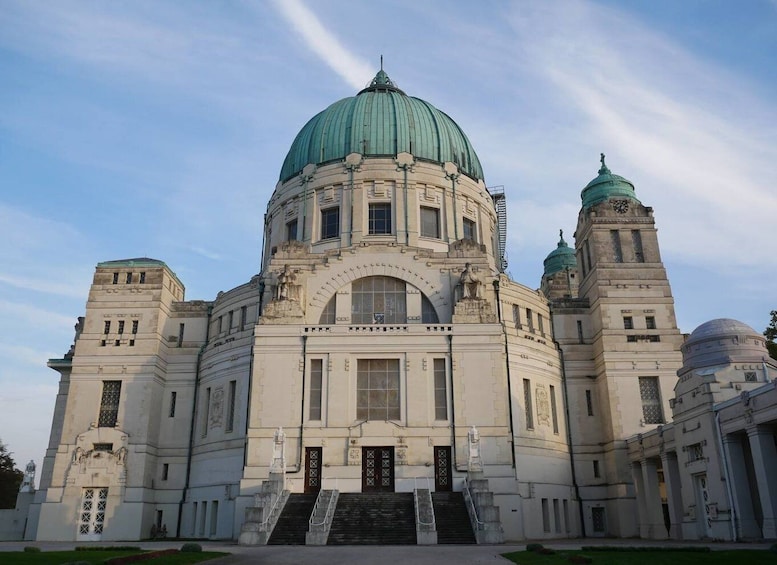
[452,299,496,324]
[260,300,304,324]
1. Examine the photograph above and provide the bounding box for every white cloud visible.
[270,0,374,90]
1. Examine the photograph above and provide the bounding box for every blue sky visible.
[1,0,775,474]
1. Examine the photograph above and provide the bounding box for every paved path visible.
[0,539,772,564]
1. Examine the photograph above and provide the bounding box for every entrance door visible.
[305,447,322,494]
[362,447,395,492]
[77,488,108,541]
[434,446,452,491]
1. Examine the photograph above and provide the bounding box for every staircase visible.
[267,493,317,545]
[327,493,417,545]
[432,492,476,544]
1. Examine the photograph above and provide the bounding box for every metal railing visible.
[259,489,287,529]
[462,477,485,530]
[309,478,339,528]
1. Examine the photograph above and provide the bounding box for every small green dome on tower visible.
[580,154,640,210]
[543,230,577,277]
[279,69,484,183]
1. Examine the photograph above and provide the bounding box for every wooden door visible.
[305,447,322,493]
[362,447,394,492]
[434,446,452,491]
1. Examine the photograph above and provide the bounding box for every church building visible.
[18,70,776,543]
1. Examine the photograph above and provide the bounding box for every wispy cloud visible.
[271,0,374,90]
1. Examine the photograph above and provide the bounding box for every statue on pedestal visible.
[467,425,483,472]
[19,460,36,493]
[459,263,482,300]
[270,426,286,473]
[275,265,298,302]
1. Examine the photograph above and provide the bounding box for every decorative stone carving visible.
[536,385,550,426]
[210,386,224,428]
[459,263,482,300]
[275,265,299,302]
[20,460,36,493]
[348,447,361,466]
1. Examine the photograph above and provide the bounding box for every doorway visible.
[362,447,395,492]
[434,446,452,491]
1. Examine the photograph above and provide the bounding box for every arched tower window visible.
[319,295,336,324]
[421,294,439,323]
[351,276,407,324]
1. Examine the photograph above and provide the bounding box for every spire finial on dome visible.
[558,229,567,247]
[380,54,383,71]
[598,152,611,175]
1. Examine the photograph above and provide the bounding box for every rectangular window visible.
[420,207,440,238]
[321,207,340,240]
[286,218,298,241]
[104,321,111,335]
[139,272,146,284]
[228,311,234,332]
[538,314,544,335]
[639,376,663,424]
[645,316,656,330]
[240,306,247,330]
[688,442,704,462]
[523,379,534,430]
[745,371,757,382]
[592,507,606,533]
[549,385,559,434]
[584,240,592,272]
[93,443,113,452]
[202,387,211,437]
[112,272,119,284]
[632,230,644,262]
[162,463,169,480]
[129,339,135,347]
[114,339,120,346]
[577,320,584,343]
[553,499,562,533]
[368,203,392,234]
[586,389,594,416]
[357,359,400,421]
[100,339,106,347]
[218,316,223,334]
[542,498,550,532]
[118,320,125,334]
[226,380,237,432]
[512,305,521,329]
[610,230,623,262]
[98,380,121,427]
[623,316,633,329]
[126,272,132,284]
[169,391,177,418]
[463,218,476,242]
[434,358,448,420]
[176,323,184,347]
[131,320,138,334]
[563,499,570,533]
[526,308,534,333]
[593,459,601,478]
[310,360,323,421]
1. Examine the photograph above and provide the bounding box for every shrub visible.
[75,546,141,551]
[180,542,203,553]
[770,543,777,554]
[526,543,544,552]
[23,546,41,552]
[568,556,593,564]
[538,547,556,555]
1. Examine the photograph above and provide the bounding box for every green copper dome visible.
[581,154,640,210]
[543,230,577,277]
[279,70,484,183]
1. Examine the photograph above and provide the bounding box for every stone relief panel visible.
[536,384,551,427]
[210,386,224,428]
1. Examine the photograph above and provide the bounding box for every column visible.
[631,462,648,538]
[641,458,667,539]
[747,426,777,538]
[723,433,760,539]
[660,451,684,540]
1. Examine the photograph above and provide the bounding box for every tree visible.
[765,310,777,361]
[0,439,23,509]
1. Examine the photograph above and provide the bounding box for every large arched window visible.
[319,295,336,324]
[351,276,406,324]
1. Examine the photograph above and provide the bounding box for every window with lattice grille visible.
[98,381,121,427]
[357,359,400,421]
[639,376,663,424]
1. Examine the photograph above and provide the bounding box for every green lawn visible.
[0,549,228,564]
[503,549,777,565]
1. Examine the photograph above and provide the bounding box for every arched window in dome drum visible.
[351,276,406,324]
[319,295,336,325]
[421,294,438,323]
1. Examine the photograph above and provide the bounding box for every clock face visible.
[612,199,629,214]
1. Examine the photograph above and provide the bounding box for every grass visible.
[502,549,777,565]
[0,549,228,564]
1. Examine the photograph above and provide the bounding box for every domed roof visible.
[543,230,577,276]
[279,70,484,183]
[581,154,641,210]
[687,318,760,344]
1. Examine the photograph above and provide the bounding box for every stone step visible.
[267,493,318,545]
[432,492,476,544]
[327,493,417,545]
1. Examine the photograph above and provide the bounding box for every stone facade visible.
[8,71,774,543]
